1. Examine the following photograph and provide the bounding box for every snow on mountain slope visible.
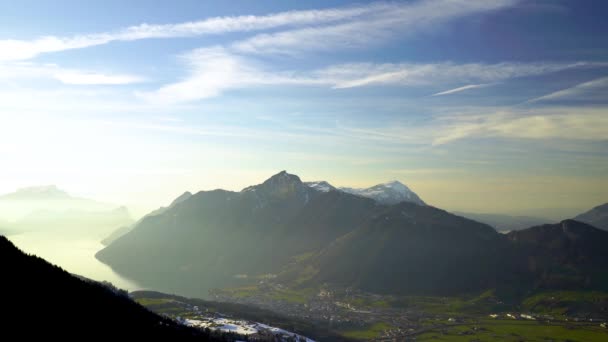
[304,181,336,192]
[301,178,425,206]
[340,181,425,206]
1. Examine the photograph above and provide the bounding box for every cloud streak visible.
[527,76,608,103]
[329,62,594,89]
[432,84,491,96]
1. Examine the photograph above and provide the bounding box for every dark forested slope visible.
[0,236,217,340]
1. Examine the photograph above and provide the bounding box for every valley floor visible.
[206,284,608,341]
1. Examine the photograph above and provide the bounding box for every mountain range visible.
[97,171,608,298]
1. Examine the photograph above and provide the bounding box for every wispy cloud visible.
[232,0,518,54]
[140,50,597,104]
[0,1,510,61]
[329,62,593,89]
[432,84,491,96]
[432,107,608,145]
[0,5,379,61]
[527,76,608,103]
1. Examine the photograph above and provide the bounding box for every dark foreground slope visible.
[0,236,217,340]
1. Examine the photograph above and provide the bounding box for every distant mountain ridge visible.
[0,185,133,238]
[574,202,608,230]
[97,171,608,298]
[454,211,551,232]
[101,191,193,245]
[0,185,71,200]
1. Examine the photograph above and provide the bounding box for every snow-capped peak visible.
[302,177,424,206]
[339,181,425,206]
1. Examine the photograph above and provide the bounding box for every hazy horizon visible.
[0,173,597,221]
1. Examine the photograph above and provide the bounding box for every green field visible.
[416,319,608,341]
[340,322,394,340]
[135,297,174,306]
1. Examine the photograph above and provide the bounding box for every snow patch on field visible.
[184,317,315,341]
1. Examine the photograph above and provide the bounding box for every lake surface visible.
[7,232,143,291]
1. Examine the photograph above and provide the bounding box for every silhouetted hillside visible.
[0,235,221,340]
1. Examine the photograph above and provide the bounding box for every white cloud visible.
[136,47,256,103]
[0,36,112,61]
[0,62,143,85]
[53,70,143,85]
[432,84,491,96]
[527,76,608,103]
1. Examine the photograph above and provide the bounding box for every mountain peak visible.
[263,170,302,186]
[241,171,310,202]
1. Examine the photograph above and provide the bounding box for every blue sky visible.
[0,0,607,218]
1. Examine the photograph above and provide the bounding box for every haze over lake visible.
[8,232,141,291]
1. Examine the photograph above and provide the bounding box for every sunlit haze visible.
[1,0,607,219]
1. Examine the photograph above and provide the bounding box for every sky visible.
[0,0,607,218]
